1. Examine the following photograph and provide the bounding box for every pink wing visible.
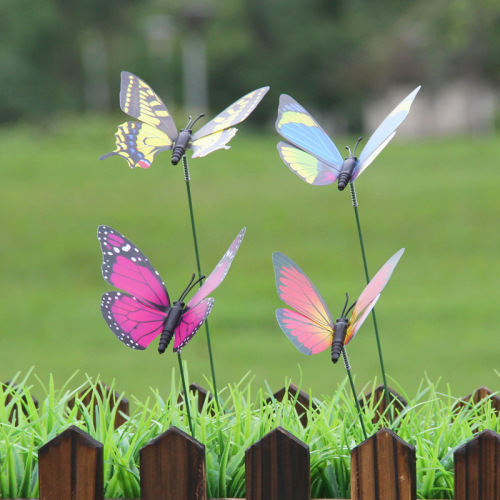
[101,292,168,349]
[344,248,404,345]
[188,228,246,307]
[98,225,170,309]
[173,298,214,353]
[276,308,333,355]
[272,251,334,327]
[273,252,335,355]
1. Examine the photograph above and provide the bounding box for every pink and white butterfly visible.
[98,225,245,353]
[273,249,404,363]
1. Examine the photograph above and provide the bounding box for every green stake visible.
[177,352,195,437]
[349,182,393,424]
[340,346,368,441]
[181,155,221,412]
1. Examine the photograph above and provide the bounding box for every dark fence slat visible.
[245,426,310,500]
[177,383,214,414]
[1,380,39,424]
[454,429,500,500]
[38,425,103,500]
[266,383,317,427]
[454,386,500,414]
[351,428,416,500]
[359,385,407,425]
[68,381,129,429]
[140,425,206,500]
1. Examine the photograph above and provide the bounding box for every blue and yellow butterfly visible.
[101,72,269,168]
[275,87,420,190]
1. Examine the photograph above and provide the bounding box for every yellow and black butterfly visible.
[101,71,269,168]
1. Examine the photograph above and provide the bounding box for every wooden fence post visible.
[140,425,206,500]
[38,425,103,500]
[266,383,317,427]
[360,385,407,424]
[455,386,500,414]
[351,428,416,500]
[68,380,129,429]
[1,380,39,424]
[177,382,214,413]
[454,429,500,500]
[245,426,310,500]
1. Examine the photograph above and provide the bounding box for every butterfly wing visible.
[277,141,339,185]
[276,94,343,181]
[188,228,246,307]
[353,87,420,180]
[190,86,269,158]
[101,72,178,169]
[273,252,334,354]
[98,225,170,309]
[173,298,214,353]
[276,308,333,355]
[344,248,404,345]
[100,122,174,169]
[101,292,167,350]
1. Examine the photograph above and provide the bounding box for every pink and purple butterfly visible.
[98,225,245,353]
[273,249,404,363]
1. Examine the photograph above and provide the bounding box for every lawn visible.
[1,114,499,403]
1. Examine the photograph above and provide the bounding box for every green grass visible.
[1,372,499,498]
[1,115,500,404]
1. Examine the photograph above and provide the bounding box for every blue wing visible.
[353,86,420,180]
[276,94,343,172]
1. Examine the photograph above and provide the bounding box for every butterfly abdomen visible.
[158,302,185,353]
[337,157,357,191]
[171,130,193,165]
[331,319,348,363]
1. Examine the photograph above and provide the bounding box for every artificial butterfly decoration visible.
[101,71,269,168]
[98,225,245,353]
[272,249,404,363]
[275,87,420,190]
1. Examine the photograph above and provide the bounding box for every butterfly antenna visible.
[178,273,206,302]
[184,113,205,131]
[345,145,352,157]
[340,293,350,318]
[352,136,363,156]
[345,300,357,316]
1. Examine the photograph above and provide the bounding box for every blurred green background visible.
[1,0,500,402]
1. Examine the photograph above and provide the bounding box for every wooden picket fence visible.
[2,381,500,500]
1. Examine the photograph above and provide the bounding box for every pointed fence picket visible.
[2,381,499,499]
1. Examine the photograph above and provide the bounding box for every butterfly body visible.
[331,317,349,363]
[275,87,420,189]
[98,225,245,353]
[101,71,269,169]
[272,249,404,363]
[158,300,186,353]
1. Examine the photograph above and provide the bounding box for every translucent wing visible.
[353,87,420,180]
[191,128,237,159]
[276,94,343,171]
[192,86,269,141]
[188,228,246,307]
[272,251,334,329]
[100,71,177,168]
[101,292,167,350]
[98,225,170,309]
[276,308,333,355]
[277,141,338,185]
[344,295,379,346]
[173,298,214,353]
[344,248,404,345]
